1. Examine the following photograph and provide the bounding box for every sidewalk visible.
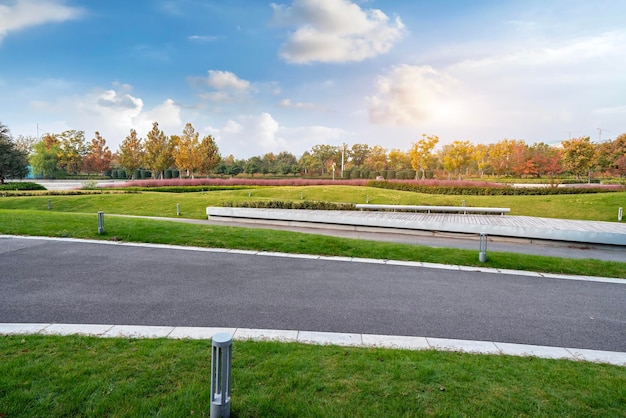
[2,323,625,367]
[206,207,626,246]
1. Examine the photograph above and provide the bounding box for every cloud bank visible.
[272,0,405,63]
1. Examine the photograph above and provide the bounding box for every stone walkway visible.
[206,207,626,246]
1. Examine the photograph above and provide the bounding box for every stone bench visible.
[355,204,510,215]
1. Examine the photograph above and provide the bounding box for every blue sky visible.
[1,0,624,158]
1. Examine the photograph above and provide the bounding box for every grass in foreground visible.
[1,209,624,278]
[1,335,624,417]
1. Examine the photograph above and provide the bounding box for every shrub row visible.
[222,200,356,210]
[367,181,625,195]
[0,182,47,191]
[118,186,257,193]
[0,190,139,197]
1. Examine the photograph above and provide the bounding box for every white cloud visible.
[367,30,626,143]
[191,70,253,103]
[206,70,251,91]
[0,0,84,42]
[31,84,182,149]
[206,112,348,157]
[271,0,405,63]
[188,35,219,42]
[279,98,325,111]
[367,65,467,126]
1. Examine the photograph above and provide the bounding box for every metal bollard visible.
[97,211,105,235]
[479,232,487,262]
[176,203,181,216]
[619,207,623,222]
[48,199,52,210]
[210,333,233,418]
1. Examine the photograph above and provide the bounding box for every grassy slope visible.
[1,186,625,221]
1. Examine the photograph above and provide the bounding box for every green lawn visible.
[1,335,624,417]
[1,186,625,221]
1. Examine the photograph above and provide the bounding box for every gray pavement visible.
[1,237,625,358]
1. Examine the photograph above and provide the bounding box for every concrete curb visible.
[1,323,624,367]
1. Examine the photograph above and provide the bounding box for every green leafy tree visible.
[275,151,298,175]
[144,122,174,179]
[118,129,145,179]
[30,139,60,179]
[349,143,370,169]
[0,122,29,183]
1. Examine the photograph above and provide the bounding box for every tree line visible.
[1,120,625,182]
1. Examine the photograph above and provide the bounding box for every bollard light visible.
[210,333,233,418]
[619,207,623,222]
[479,232,487,262]
[177,203,181,216]
[97,211,105,235]
[48,199,52,210]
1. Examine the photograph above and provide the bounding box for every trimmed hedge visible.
[0,182,47,191]
[366,180,625,195]
[117,186,257,193]
[223,200,356,210]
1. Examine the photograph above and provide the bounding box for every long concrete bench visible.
[355,204,510,215]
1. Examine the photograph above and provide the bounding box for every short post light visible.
[48,199,52,210]
[97,211,105,235]
[210,333,233,418]
[479,232,487,262]
[619,207,623,222]
[177,203,181,216]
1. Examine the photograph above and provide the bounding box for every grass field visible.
[1,335,625,417]
[1,186,625,221]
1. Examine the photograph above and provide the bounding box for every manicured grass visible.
[1,209,624,278]
[1,187,625,221]
[1,335,624,417]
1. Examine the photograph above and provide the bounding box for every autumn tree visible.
[173,123,202,178]
[439,140,473,179]
[597,133,626,177]
[0,122,29,183]
[489,139,519,176]
[366,145,388,171]
[561,136,596,181]
[144,122,174,179]
[57,130,87,174]
[83,132,112,175]
[118,129,144,179]
[527,142,562,179]
[472,143,490,177]
[409,134,439,179]
[298,151,318,175]
[198,134,220,177]
[387,148,411,170]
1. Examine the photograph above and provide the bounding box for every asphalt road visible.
[1,236,625,352]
